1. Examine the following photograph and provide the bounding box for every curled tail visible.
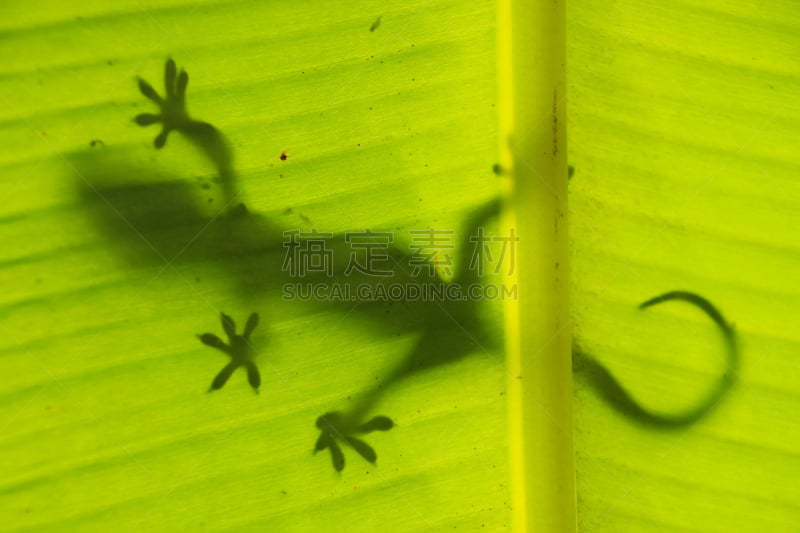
[574,291,739,428]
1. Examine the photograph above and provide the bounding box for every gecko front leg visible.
[314,412,394,472]
[134,58,241,214]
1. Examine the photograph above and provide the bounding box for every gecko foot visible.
[134,58,192,148]
[313,412,394,472]
[198,312,261,392]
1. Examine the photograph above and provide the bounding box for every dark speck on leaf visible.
[568,165,575,179]
[90,139,105,148]
[492,163,502,175]
[280,150,288,161]
[370,16,382,32]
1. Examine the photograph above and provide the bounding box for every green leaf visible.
[2,0,798,531]
[569,0,800,530]
[0,1,508,530]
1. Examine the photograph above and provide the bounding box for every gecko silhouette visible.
[73,59,738,471]
[134,58,240,214]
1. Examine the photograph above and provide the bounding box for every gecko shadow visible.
[134,57,238,210]
[74,147,740,468]
[73,58,740,471]
[573,291,739,429]
[70,144,504,471]
[71,149,275,270]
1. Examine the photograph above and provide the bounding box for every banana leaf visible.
[569,1,800,531]
[0,0,798,531]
